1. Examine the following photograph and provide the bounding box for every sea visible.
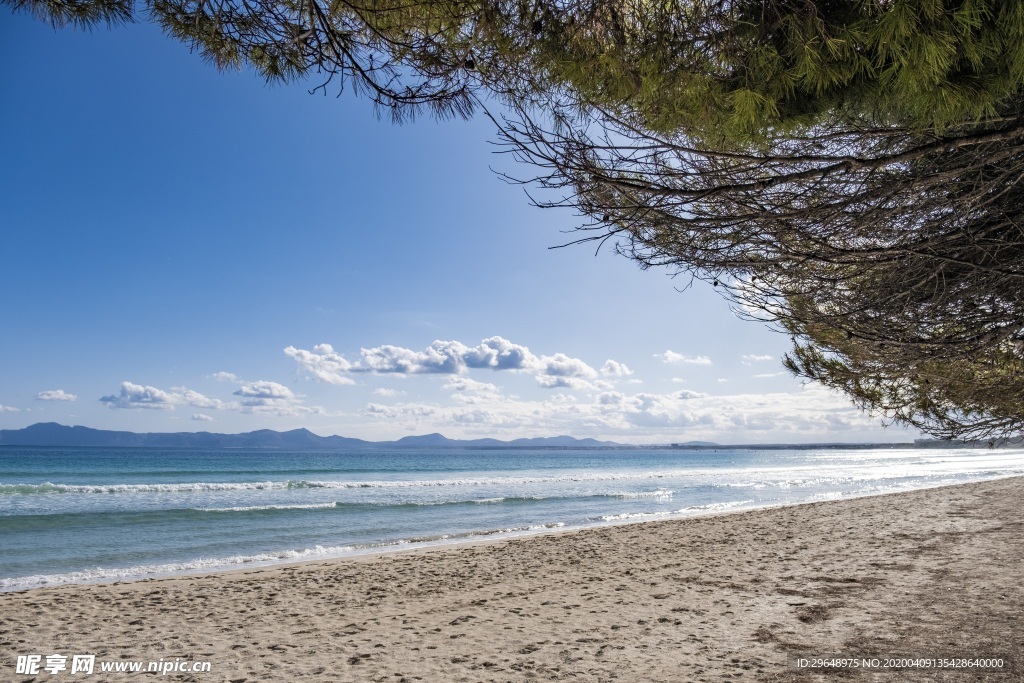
[2,445,1024,592]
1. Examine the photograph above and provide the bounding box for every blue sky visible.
[0,13,917,443]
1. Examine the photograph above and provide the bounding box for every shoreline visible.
[4,475,1019,593]
[3,474,1016,594]
[3,476,1022,681]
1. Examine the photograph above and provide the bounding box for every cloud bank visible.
[70,336,907,444]
[358,381,892,443]
[286,337,625,391]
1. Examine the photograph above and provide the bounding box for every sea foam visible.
[0,521,568,591]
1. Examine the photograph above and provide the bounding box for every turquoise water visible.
[2,445,1023,590]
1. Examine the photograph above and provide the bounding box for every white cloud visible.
[458,337,537,371]
[233,380,295,407]
[360,341,468,374]
[372,388,403,398]
[101,382,179,409]
[590,387,871,435]
[741,354,774,365]
[365,402,438,419]
[286,336,599,390]
[284,344,356,385]
[355,337,551,376]
[101,382,232,411]
[443,377,500,394]
[355,382,894,443]
[598,391,625,405]
[675,389,709,399]
[228,380,322,417]
[0,405,21,413]
[754,372,786,379]
[233,380,294,400]
[97,378,323,417]
[656,351,712,365]
[173,387,227,409]
[600,360,633,377]
[192,413,214,422]
[536,353,597,379]
[188,391,224,408]
[535,375,603,391]
[364,400,530,430]
[36,389,77,402]
[210,372,239,382]
[262,404,326,417]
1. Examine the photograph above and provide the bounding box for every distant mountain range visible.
[8,422,981,450]
[0,422,635,450]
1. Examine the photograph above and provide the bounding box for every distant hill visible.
[0,423,627,450]
[2,423,956,450]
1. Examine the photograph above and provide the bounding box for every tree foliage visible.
[8,0,488,121]
[20,0,1024,132]
[493,0,1024,140]
[8,0,1024,439]
[488,2,1024,440]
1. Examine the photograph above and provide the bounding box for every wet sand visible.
[2,477,1022,682]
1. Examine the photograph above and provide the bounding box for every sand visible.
[2,477,1022,682]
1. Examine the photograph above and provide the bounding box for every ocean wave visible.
[189,493,649,514]
[0,475,684,495]
[684,499,754,511]
[609,489,674,500]
[191,496,548,513]
[8,450,1024,498]
[599,510,674,522]
[597,499,754,522]
[0,544,358,591]
[0,491,687,525]
[0,522,568,591]
[0,481,292,494]
[193,502,339,512]
[0,473,882,496]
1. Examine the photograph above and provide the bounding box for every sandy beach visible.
[2,477,1021,682]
